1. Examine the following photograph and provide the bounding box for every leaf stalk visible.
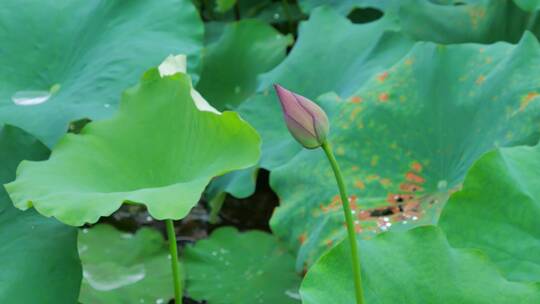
[165,219,183,303]
[321,141,365,304]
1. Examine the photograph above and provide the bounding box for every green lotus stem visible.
[321,141,365,304]
[209,191,227,224]
[165,219,183,303]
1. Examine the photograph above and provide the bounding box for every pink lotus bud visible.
[274,84,329,149]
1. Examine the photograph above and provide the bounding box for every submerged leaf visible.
[6,69,260,226]
[184,227,301,304]
[79,224,175,304]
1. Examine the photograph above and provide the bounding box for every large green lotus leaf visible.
[0,125,81,303]
[439,144,540,282]
[79,224,176,304]
[300,226,540,304]
[300,0,534,44]
[196,19,292,111]
[0,0,203,147]
[184,227,301,304]
[270,34,540,269]
[5,69,261,226]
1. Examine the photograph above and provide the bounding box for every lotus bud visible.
[274,84,329,149]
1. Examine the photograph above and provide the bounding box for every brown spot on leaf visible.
[406,172,425,184]
[387,193,415,204]
[354,179,365,190]
[411,162,423,172]
[475,75,485,85]
[520,92,539,111]
[298,233,307,244]
[357,210,371,220]
[377,72,389,82]
[378,92,389,102]
[351,96,363,104]
[400,183,423,193]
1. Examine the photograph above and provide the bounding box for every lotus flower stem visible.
[165,219,183,303]
[321,141,365,304]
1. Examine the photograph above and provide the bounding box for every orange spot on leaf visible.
[357,210,371,220]
[377,72,389,82]
[475,75,485,85]
[351,96,363,104]
[354,179,365,190]
[406,172,425,184]
[378,92,389,102]
[520,92,539,111]
[400,183,424,193]
[411,162,423,172]
[298,233,307,244]
[325,239,334,247]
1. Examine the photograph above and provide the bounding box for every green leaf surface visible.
[300,226,540,304]
[79,224,175,304]
[6,69,260,226]
[300,0,534,44]
[439,144,540,282]
[0,125,81,303]
[0,0,203,146]
[270,34,540,269]
[184,227,301,304]
[197,20,292,111]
